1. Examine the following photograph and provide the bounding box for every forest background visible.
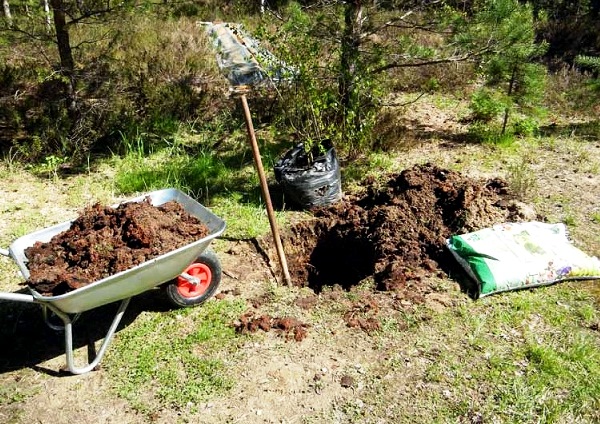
[1,0,599,168]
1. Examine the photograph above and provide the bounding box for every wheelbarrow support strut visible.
[0,291,131,375]
[47,298,131,375]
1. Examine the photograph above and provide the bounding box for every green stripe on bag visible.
[449,235,497,295]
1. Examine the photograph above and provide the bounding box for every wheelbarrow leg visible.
[44,298,131,375]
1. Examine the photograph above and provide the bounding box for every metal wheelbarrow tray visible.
[0,188,226,374]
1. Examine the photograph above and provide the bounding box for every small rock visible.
[340,375,355,388]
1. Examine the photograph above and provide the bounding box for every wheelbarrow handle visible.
[0,292,35,304]
[0,250,35,304]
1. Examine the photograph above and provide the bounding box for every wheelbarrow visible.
[0,188,226,374]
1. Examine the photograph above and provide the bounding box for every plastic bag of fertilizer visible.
[446,222,600,297]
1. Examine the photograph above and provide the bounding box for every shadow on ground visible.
[436,250,479,300]
[539,119,600,141]
[0,287,177,376]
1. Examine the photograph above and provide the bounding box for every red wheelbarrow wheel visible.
[166,248,222,307]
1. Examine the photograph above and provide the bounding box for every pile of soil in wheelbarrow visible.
[24,199,209,296]
[271,163,536,301]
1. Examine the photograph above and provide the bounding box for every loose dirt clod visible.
[24,199,209,296]
[343,297,382,332]
[340,375,355,388]
[294,295,319,310]
[234,312,309,341]
[278,163,533,301]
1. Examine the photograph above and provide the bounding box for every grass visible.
[357,286,600,423]
[507,154,537,200]
[0,378,36,423]
[105,298,247,414]
[113,149,230,198]
[0,381,36,406]
[210,193,275,239]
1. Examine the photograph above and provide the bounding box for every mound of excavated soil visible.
[25,199,209,296]
[277,163,535,301]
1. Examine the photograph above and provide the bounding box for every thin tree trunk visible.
[50,0,78,121]
[339,1,363,137]
[501,65,517,135]
[2,0,12,27]
[42,0,52,33]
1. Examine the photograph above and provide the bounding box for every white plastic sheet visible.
[202,22,295,88]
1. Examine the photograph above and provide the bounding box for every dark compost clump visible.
[24,199,209,296]
[278,163,533,300]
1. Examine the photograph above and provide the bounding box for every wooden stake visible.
[239,93,292,285]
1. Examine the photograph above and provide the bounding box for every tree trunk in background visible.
[2,0,12,27]
[50,0,78,121]
[42,0,52,33]
[339,1,363,137]
[501,66,517,135]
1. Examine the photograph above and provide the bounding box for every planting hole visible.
[269,164,535,299]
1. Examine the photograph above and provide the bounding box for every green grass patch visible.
[106,298,247,413]
[113,149,230,198]
[210,192,284,239]
[467,121,518,146]
[453,290,600,422]
[365,286,600,423]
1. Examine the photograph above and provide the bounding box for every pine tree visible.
[575,55,600,95]
[466,0,548,137]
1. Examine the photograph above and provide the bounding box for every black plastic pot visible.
[274,141,342,209]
